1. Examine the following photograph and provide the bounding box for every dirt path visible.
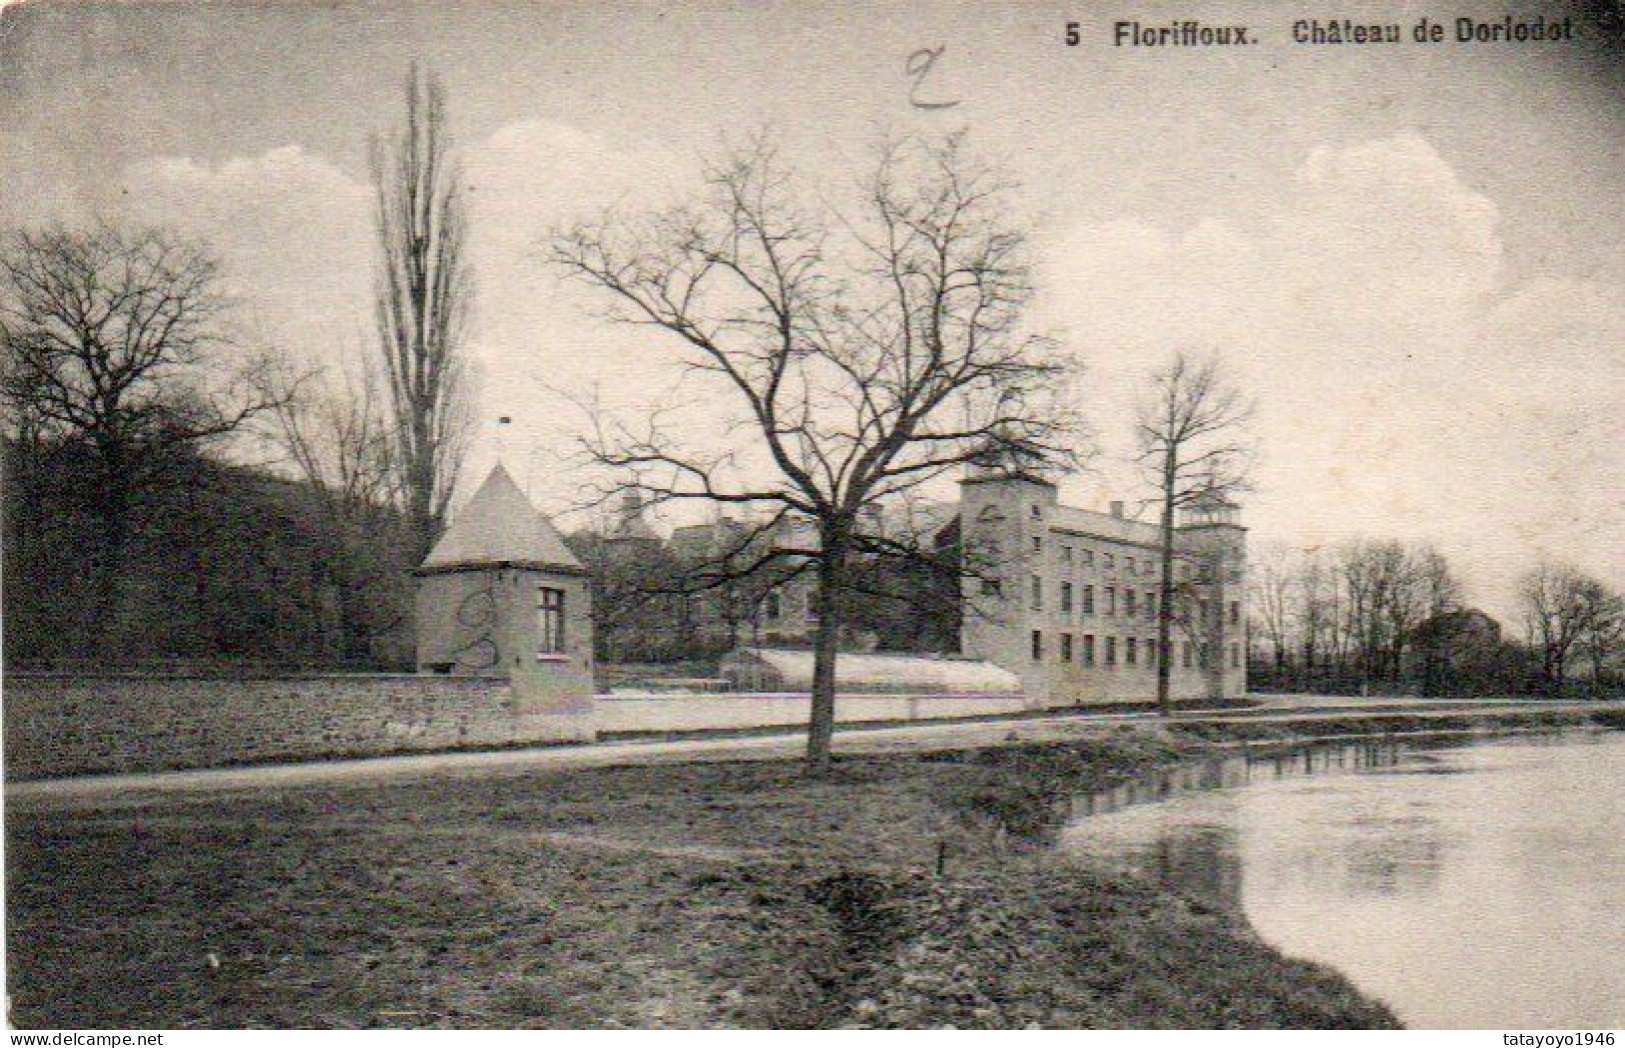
[10,696,1619,811]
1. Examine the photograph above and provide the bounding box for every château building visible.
[588,455,1247,706]
[955,458,1247,705]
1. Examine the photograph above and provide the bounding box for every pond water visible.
[1059,730,1625,1029]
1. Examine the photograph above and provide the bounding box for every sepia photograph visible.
[2,0,1623,1034]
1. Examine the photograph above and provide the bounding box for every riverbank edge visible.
[767,706,1620,1028]
[10,707,1618,1027]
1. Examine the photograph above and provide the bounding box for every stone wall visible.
[3,673,531,781]
[4,674,1035,782]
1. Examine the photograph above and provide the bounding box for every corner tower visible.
[1175,493,1247,701]
[957,445,1061,706]
[413,464,595,741]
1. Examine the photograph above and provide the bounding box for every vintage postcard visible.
[2,0,1622,1035]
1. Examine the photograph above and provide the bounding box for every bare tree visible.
[1296,547,1339,681]
[1519,561,1597,694]
[1409,544,1461,696]
[0,223,274,656]
[259,358,410,662]
[551,132,1082,772]
[265,362,398,528]
[1135,352,1253,715]
[1576,577,1624,696]
[372,62,473,559]
[1249,542,1296,675]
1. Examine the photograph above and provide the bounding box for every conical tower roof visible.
[417,464,583,574]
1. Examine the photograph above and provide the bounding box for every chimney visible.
[1109,500,1125,519]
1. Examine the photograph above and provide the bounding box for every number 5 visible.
[1065,21,1080,45]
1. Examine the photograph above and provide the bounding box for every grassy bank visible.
[19,709,1612,1028]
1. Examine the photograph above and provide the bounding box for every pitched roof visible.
[418,464,583,573]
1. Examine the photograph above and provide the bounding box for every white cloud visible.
[1035,132,1622,619]
[118,146,374,374]
[44,128,1622,602]
[91,125,705,517]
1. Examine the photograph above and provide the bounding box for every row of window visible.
[1029,535,1194,581]
[1017,578,1241,627]
[1030,630,1242,670]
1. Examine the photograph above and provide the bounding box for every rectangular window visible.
[1061,633,1073,662]
[1060,581,1073,616]
[537,586,566,654]
[1230,643,1241,669]
[1105,587,1117,616]
[1083,549,1096,567]
[1126,637,1138,666]
[1126,556,1136,574]
[1146,592,1158,619]
[1083,634,1096,666]
[1124,590,1137,616]
[1229,601,1241,626]
[1104,553,1115,572]
[1031,629,1044,661]
[1082,585,1095,615]
[1030,574,1043,611]
[1061,545,1073,563]
[1105,636,1118,666]
[1182,642,1193,668]
[1147,639,1161,669]
[1032,535,1042,553]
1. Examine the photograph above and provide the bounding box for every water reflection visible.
[1060,730,1625,1029]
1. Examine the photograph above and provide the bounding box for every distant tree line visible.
[1248,540,1623,698]
[1,65,466,673]
[2,438,417,670]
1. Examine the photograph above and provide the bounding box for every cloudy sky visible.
[4,0,1622,621]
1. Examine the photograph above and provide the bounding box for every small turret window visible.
[538,586,566,654]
